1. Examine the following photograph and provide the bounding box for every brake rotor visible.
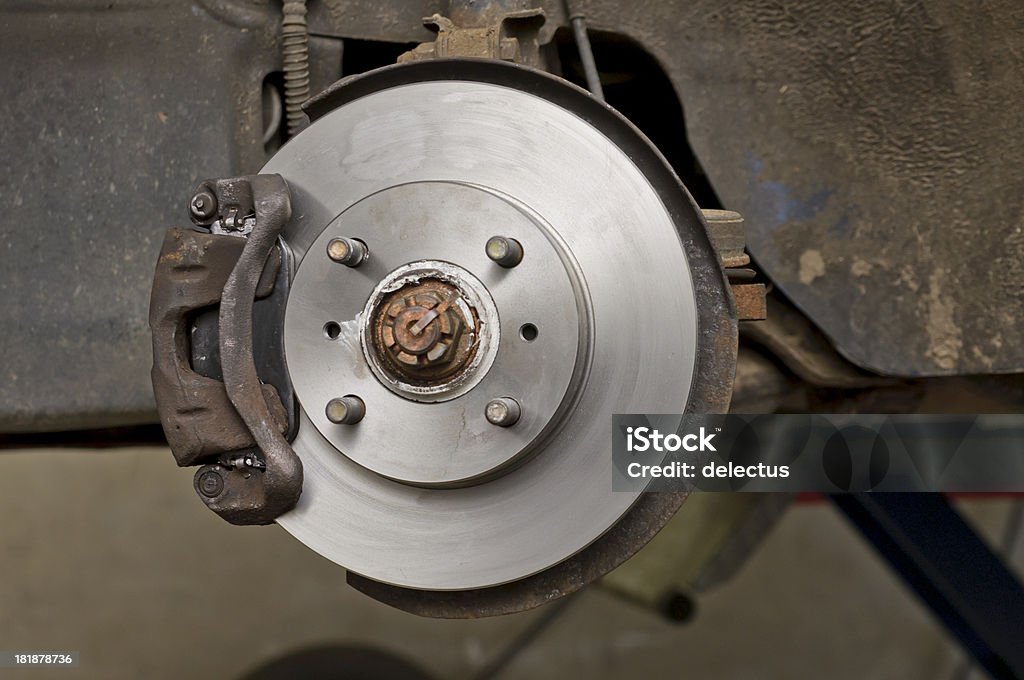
[261,60,733,608]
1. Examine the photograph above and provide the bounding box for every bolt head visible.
[197,469,224,498]
[189,189,218,223]
[485,397,521,427]
[326,395,366,425]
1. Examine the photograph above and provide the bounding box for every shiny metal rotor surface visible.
[267,62,701,591]
[287,183,586,486]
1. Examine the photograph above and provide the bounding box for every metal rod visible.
[953,500,1024,680]
[564,1,604,101]
[831,493,1024,680]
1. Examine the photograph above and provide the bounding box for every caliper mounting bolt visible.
[485,397,521,427]
[326,395,366,425]
[327,237,369,267]
[197,469,225,498]
[189,189,218,223]
[485,236,523,268]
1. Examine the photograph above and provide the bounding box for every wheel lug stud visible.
[326,395,366,425]
[327,237,368,267]
[485,397,521,427]
[485,236,523,268]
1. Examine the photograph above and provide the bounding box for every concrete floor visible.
[0,447,1019,679]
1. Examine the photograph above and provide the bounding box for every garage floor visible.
[1,447,1019,679]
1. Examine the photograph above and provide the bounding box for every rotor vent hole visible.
[519,323,538,342]
[324,321,342,340]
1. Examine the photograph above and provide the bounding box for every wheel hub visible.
[374,280,469,375]
[361,261,498,401]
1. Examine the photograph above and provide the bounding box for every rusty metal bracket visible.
[398,8,546,67]
[702,209,767,322]
[731,283,767,322]
[151,174,302,525]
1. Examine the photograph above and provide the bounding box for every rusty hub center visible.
[370,279,478,385]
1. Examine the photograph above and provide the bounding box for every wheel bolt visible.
[327,238,368,267]
[485,397,521,427]
[326,395,366,425]
[485,236,523,268]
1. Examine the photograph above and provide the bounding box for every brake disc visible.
[151,59,736,616]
